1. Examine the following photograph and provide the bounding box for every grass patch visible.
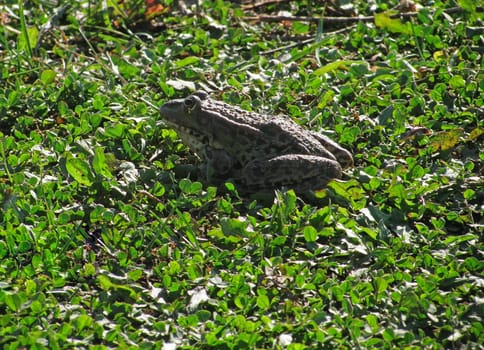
[0,0,482,348]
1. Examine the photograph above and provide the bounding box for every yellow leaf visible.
[468,127,483,141]
[430,129,463,151]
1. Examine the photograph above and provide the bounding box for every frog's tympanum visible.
[160,91,353,192]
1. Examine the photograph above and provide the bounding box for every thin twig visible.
[261,25,356,55]
[241,0,292,10]
[243,6,468,24]
[244,14,372,24]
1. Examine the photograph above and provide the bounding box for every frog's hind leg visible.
[241,154,342,192]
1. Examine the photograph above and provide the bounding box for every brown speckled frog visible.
[160,91,353,192]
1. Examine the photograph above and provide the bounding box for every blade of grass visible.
[18,0,33,60]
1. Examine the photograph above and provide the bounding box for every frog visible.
[159,91,353,192]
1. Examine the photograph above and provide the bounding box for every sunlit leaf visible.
[18,26,39,53]
[313,60,364,76]
[443,234,477,245]
[103,124,126,138]
[176,56,200,68]
[40,69,56,84]
[256,293,270,309]
[292,21,309,34]
[75,314,93,331]
[366,314,379,331]
[457,0,477,13]
[97,275,114,290]
[4,293,22,312]
[303,226,318,242]
[65,155,94,186]
[317,90,335,109]
[93,147,113,178]
[375,12,412,35]
[128,269,143,281]
[448,75,466,89]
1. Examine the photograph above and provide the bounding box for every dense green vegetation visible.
[0,0,482,348]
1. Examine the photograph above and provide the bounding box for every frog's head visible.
[159,91,210,129]
[159,91,216,155]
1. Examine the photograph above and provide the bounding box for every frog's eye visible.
[184,95,199,114]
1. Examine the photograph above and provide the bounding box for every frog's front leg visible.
[240,154,343,191]
[203,146,234,181]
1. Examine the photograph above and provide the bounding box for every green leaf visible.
[382,329,395,342]
[375,277,389,295]
[443,234,477,245]
[25,279,36,295]
[65,155,94,186]
[313,60,362,76]
[92,94,105,110]
[327,179,367,210]
[463,257,480,272]
[375,12,412,35]
[448,75,466,89]
[457,0,476,13]
[234,295,248,309]
[127,269,143,281]
[75,314,93,331]
[97,275,114,290]
[30,300,43,314]
[366,314,379,332]
[225,182,236,192]
[256,294,270,310]
[168,261,181,275]
[463,189,475,200]
[176,56,200,68]
[4,293,22,312]
[40,70,56,84]
[359,226,377,240]
[317,90,335,109]
[93,147,113,178]
[292,22,309,34]
[179,178,193,193]
[387,183,406,199]
[84,263,96,276]
[18,0,38,58]
[271,236,287,246]
[303,226,318,242]
[104,124,126,138]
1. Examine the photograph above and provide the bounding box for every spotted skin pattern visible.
[160,91,353,192]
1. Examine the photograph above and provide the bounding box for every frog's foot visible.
[310,131,354,169]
